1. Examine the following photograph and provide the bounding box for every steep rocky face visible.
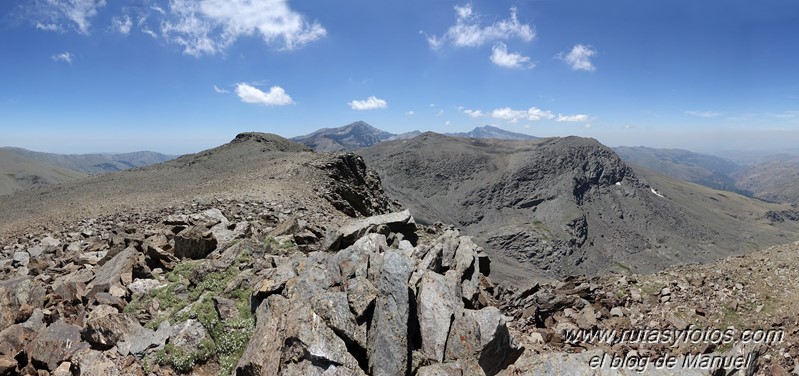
[312,152,396,217]
[361,133,799,280]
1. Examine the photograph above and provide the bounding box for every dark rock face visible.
[315,153,396,217]
[174,226,218,259]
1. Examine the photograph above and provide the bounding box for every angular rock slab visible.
[417,270,458,363]
[235,294,365,376]
[368,250,414,376]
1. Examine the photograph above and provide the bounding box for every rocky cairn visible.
[0,202,522,375]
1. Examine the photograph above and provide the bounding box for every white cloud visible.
[559,44,597,71]
[426,3,534,50]
[584,123,593,129]
[435,109,445,116]
[491,107,554,123]
[624,124,634,129]
[490,42,533,69]
[51,51,74,64]
[29,0,108,35]
[160,0,326,57]
[405,111,415,116]
[685,110,723,118]
[555,114,589,122]
[112,15,132,35]
[348,96,387,111]
[212,84,229,94]
[462,109,485,118]
[445,120,451,126]
[235,83,294,106]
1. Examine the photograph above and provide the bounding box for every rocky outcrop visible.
[314,153,396,218]
[236,215,521,376]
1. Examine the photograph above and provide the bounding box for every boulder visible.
[235,294,365,375]
[170,319,209,350]
[82,312,141,350]
[325,210,417,251]
[0,277,46,329]
[417,271,458,363]
[174,226,217,259]
[88,246,137,296]
[26,321,89,371]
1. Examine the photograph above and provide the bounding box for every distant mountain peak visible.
[291,121,394,152]
[445,125,538,140]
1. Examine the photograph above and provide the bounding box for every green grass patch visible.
[136,258,256,374]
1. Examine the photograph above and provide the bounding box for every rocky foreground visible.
[0,198,527,375]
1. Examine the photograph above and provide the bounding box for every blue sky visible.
[1,0,798,154]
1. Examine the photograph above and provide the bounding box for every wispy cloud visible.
[491,107,554,123]
[470,106,591,124]
[425,3,534,50]
[212,84,229,94]
[159,0,326,57]
[685,110,723,118]
[51,51,74,64]
[28,0,108,35]
[555,114,589,122]
[405,111,415,116]
[490,42,533,69]
[461,108,485,118]
[349,96,387,110]
[111,15,132,35]
[558,44,597,71]
[235,83,294,106]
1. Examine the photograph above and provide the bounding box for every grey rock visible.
[254,262,297,299]
[468,307,523,376]
[40,236,61,248]
[88,246,136,295]
[12,251,30,267]
[368,250,414,376]
[417,270,458,362]
[325,210,416,251]
[116,320,169,356]
[311,291,366,349]
[27,245,45,258]
[127,278,165,295]
[171,319,208,350]
[346,277,378,319]
[235,294,365,375]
